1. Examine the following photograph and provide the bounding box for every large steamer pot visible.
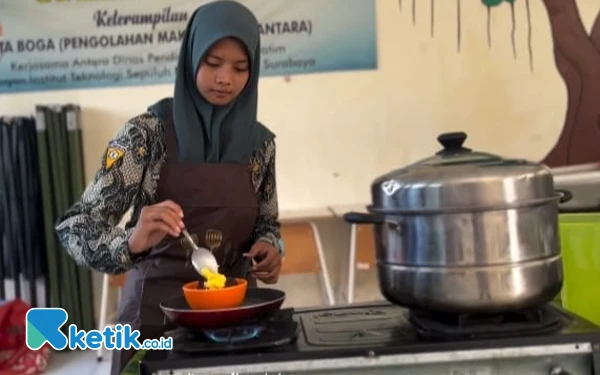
[344,132,573,314]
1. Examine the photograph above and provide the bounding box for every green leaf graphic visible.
[481,0,503,6]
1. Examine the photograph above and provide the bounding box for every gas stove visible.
[139,301,600,375]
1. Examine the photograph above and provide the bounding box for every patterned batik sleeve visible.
[55,117,154,274]
[253,139,284,253]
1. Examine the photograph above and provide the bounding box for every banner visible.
[0,0,377,94]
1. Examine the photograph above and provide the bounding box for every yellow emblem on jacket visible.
[105,147,125,170]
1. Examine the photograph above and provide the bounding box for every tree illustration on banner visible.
[480,0,533,68]
[478,0,600,166]
[481,0,503,48]
[540,0,600,167]
[402,0,534,67]
[400,0,600,167]
[398,0,435,36]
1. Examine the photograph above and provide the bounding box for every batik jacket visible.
[55,112,282,274]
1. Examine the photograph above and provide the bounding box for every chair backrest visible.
[279,223,322,275]
[109,274,127,288]
[355,224,376,270]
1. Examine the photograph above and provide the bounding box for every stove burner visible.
[202,326,265,344]
[164,308,298,353]
[409,305,568,341]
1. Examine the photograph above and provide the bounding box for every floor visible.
[45,349,112,375]
[41,270,384,375]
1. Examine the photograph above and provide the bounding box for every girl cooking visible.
[54,1,284,373]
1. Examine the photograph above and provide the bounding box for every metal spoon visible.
[182,229,219,274]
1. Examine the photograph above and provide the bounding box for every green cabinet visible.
[558,213,600,325]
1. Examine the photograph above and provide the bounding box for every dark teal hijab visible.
[149,0,274,163]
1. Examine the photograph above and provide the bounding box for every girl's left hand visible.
[245,241,282,284]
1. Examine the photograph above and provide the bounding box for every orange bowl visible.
[182,278,248,310]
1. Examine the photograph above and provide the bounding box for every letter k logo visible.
[26,308,69,350]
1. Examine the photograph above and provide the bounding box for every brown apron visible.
[110,114,259,375]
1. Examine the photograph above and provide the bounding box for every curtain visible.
[34,105,95,332]
[0,116,47,307]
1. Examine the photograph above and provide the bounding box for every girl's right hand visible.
[128,200,185,254]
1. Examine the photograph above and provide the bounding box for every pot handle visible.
[343,212,402,232]
[556,189,573,204]
[343,212,385,225]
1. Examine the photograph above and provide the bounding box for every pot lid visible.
[418,132,508,165]
[370,132,556,213]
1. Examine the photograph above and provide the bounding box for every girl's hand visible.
[245,241,282,284]
[128,200,185,254]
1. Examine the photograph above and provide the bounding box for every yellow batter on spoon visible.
[199,267,227,289]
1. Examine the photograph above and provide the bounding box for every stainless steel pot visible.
[344,132,573,314]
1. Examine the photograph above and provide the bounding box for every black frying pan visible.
[160,288,286,330]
